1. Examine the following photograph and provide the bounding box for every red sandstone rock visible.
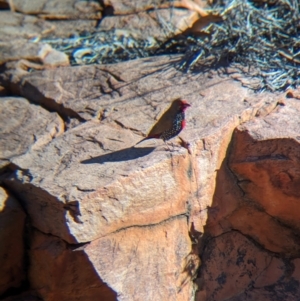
[29,216,196,301]
[0,40,69,66]
[0,97,64,169]
[197,231,297,301]
[0,1,199,71]
[197,98,300,300]
[7,0,102,20]
[3,57,278,244]
[3,57,282,300]
[0,187,26,295]
[101,0,173,15]
[0,11,54,41]
[1,1,300,300]
[229,99,300,251]
[0,11,97,41]
[42,19,98,38]
[228,204,300,256]
[99,9,199,40]
[3,51,298,300]
[102,0,208,15]
[28,229,116,301]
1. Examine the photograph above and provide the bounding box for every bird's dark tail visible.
[134,137,148,146]
[134,134,160,146]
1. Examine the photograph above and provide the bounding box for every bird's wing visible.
[147,102,178,137]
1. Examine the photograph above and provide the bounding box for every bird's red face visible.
[180,100,191,111]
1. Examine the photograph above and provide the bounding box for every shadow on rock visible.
[196,131,300,301]
[81,146,156,164]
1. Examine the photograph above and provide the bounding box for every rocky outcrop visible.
[0,10,98,41]
[0,97,64,169]
[3,56,280,244]
[99,9,198,40]
[2,51,291,300]
[0,40,69,66]
[3,0,102,19]
[1,1,300,301]
[198,98,300,300]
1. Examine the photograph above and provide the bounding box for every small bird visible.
[136,98,191,145]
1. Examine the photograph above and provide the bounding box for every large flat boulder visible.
[0,11,97,42]
[2,48,293,300]
[4,56,279,244]
[98,9,198,40]
[0,40,69,66]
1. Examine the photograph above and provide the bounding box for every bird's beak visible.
[183,102,191,109]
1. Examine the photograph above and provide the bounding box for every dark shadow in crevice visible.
[98,0,114,17]
[195,129,300,300]
[0,2,10,9]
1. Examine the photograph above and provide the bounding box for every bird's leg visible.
[178,136,192,154]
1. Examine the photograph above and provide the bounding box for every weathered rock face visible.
[99,8,198,40]
[198,231,300,301]
[1,1,300,301]
[5,0,102,19]
[0,10,98,41]
[198,98,300,300]
[0,40,69,66]
[230,99,300,242]
[28,229,117,301]
[0,97,64,168]
[2,52,287,300]
[29,216,195,301]
[4,56,278,245]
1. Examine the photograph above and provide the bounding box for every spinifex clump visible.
[173,0,300,92]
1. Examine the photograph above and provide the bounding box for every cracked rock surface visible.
[199,98,300,301]
[1,1,300,301]
[0,97,64,169]
[2,53,295,301]
[3,56,280,245]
